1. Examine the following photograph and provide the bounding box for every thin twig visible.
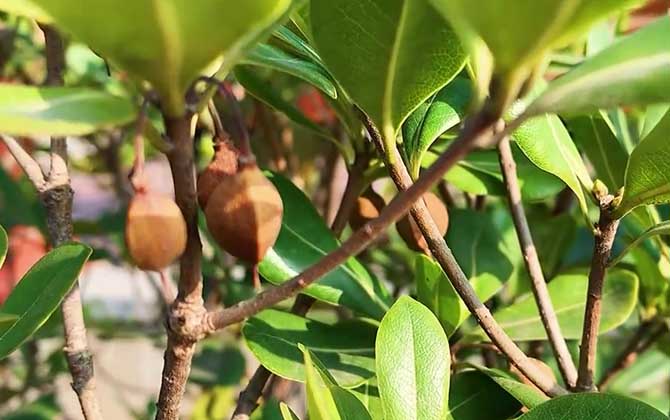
[202,99,501,333]
[0,135,45,190]
[40,24,104,420]
[497,136,578,387]
[360,109,566,397]
[576,194,621,392]
[598,321,668,390]
[156,114,207,420]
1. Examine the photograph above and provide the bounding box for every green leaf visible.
[642,103,670,139]
[350,378,384,420]
[415,254,504,337]
[447,370,521,419]
[0,0,51,21]
[279,403,301,420]
[311,0,466,143]
[611,221,670,267]
[0,243,91,360]
[615,110,670,217]
[242,309,376,387]
[376,296,450,420]
[567,114,628,192]
[466,270,638,342]
[33,0,293,115]
[403,78,471,178]
[242,43,337,98]
[473,367,548,409]
[0,313,18,334]
[518,393,667,420]
[529,18,670,116]
[302,346,373,420]
[511,112,593,216]
[0,225,6,269]
[273,26,323,66]
[260,173,390,320]
[0,85,135,137]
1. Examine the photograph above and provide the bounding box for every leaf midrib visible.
[382,0,410,138]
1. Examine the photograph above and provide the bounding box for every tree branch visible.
[361,110,566,397]
[576,194,621,392]
[0,135,45,190]
[40,24,103,420]
[156,114,207,420]
[202,100,501,333]
[497,135,578,387]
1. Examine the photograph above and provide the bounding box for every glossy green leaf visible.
[629,247,669,311]
[642,103,670,139]
[568,114,628,192]
[473,367,548,409]
[376,296,450,420]
[447,370,521,419]
[615,110,670,217]
[350,378,384,420]
[0,313,18,334]
[512,111,593,215]
[260,173,390,319]
[242,309,376,387]
[415,254,505,337]
[311,0,466,143]
[279,403,301,420]
[0,225,6,269]
[518,393,667,420]
[273,26,326,69]
[429,0,638,90]
[0,243,91,359]
[302,346,372,420]
[0,85,135,137]
[32,0,293,115]
[242,43,337,98]
[529,18,670,116]
[0,0,50,21]
[403,78,470,178]
[611,221,670,267]
[467,270,638,342]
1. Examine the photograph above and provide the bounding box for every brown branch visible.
[576,194,621,392]
[497,136,578,388]
[598,321,668,390]
[202,99,501,333]
[40,24,103,420]
[0,135,46,190]
[360,110,566,397]
[156,114,207,420]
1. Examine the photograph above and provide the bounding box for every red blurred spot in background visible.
[0,226,47,304]
[297,88,337,126]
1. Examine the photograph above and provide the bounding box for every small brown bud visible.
[204,164,283,264]
[197,139,239,209]
[396,192,449,254]
[349,188,386,231]
[125,192,187,271]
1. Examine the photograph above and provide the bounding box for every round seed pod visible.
[125,192,187,271]
[204,164,283,263]
[197,139,239,209]
[396,192,449,254]
[349,188,386,231]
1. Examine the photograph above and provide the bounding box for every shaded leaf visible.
[376,296,450,420]
[242,43,337,98]
[611,221,670,267]
[33,0,293,115]
[302,346,372,420]
[260,173,390,319]
[0,313,17,334]
[0,85,135,137]
[518,393,667,419]
[529,18,670,116]
[243,309,376,388]
[615,110,670,217]
[350,378,384,420]
[473,367,548,409]
[311,0,466,143]
[447,370,521,419]
[467,270,638,341]
[0,243,91,359]
[273,26,323,66]
[279,402,301,420]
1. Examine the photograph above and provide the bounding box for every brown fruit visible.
[204,164,283,263]
[125,192,187,271]
[349,188,385,231]
[396,192,449,254]
[197,139,239,209]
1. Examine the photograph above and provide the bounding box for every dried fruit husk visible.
[125,192,187,271]
[204,164,283,264]
[349,188,386,231]
[197,139,239,209]
[396,192,449,254]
